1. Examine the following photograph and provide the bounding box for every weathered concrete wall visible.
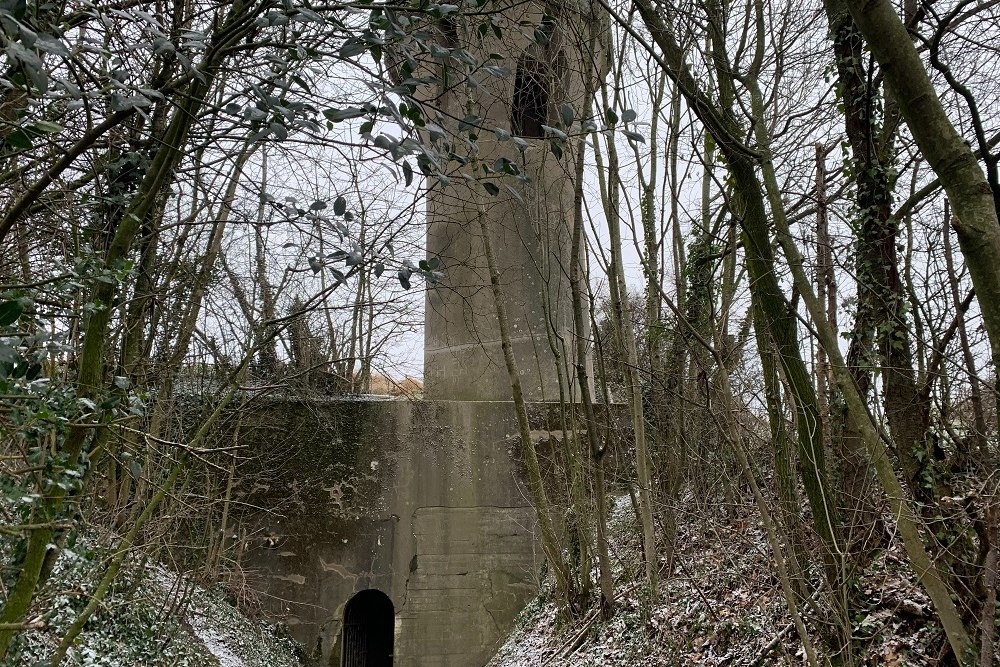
[228,399,555,666]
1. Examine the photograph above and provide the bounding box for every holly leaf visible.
[623,130,645,144]
[559,103,574,127]
[0,300,23,326]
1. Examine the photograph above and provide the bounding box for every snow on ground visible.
[490,495,948,667]
[182,589,300,667]
[191,624,246,667]
[3,530,304,667]
[158,565,305,667]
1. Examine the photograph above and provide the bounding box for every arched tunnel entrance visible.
[341,589,394,666]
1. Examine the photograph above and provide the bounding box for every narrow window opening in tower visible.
[439,17,458,47]
[341,589,394,666]
[512,58,548,138]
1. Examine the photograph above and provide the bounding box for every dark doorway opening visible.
[341,589,394,667]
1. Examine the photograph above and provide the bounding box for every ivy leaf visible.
[622,109,638,123]
[402,159,413,186]
[374,262,385,278]
[333,196,347,216]
[483,182,500,196]
[398,268,411,290]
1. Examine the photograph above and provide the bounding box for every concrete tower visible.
[228,7,611,667]
[420,0,607,401]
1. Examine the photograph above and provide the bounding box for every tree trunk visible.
[843,0,1000,435]
[596,94,659,603]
